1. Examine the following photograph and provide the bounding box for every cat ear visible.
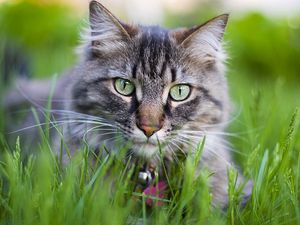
[171,14,228,66]
[87,1,138,53]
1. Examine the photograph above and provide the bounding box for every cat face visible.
[71,1,230,158]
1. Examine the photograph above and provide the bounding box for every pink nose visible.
[136,104,164,138]
[137,124,162,137]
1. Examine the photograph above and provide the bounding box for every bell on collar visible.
[138,170,153,186]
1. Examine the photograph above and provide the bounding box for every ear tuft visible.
[172,14,229,46]
[171,14,229,66]
[83,1,138,54]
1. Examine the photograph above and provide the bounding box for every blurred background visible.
[0,0,299,163]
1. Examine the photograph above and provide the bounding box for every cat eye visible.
[114,78,135,96]
[169,84,191,101]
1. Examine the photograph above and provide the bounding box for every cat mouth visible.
[132,143,161,158]
[130,136,167,157]
[134,137,166,147]
[134,141,157,147]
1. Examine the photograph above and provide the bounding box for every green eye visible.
[169,84,191,101]
[114,78,135,96]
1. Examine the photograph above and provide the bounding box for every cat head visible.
[71,0,230,159]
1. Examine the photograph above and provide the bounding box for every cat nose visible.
[137,124,162,138]
[136,117,163,138]
[136,103,164,138]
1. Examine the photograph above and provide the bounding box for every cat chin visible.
[131,143,162,159]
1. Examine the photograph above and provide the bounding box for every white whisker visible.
[166,144,180,165]
[168,140,187,157]
[9,119,117,134]
[180,130,240,138]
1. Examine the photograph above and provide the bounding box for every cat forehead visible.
[131,26,178,80]
[136,26,173,59]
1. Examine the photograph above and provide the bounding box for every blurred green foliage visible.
[226,13,300,82]
[0,1,81,78]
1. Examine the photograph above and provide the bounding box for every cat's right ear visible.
[171,14,228,67]
[87,1,138,54]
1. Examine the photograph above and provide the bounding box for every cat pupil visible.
[122,80,127,90]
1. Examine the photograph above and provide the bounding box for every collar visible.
[137,162,157,187]
[136,163,167,207]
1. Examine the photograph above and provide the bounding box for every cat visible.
[4,0,252,208]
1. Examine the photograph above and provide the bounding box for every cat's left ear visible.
[87,1,138,54]
[171,14,228,65]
